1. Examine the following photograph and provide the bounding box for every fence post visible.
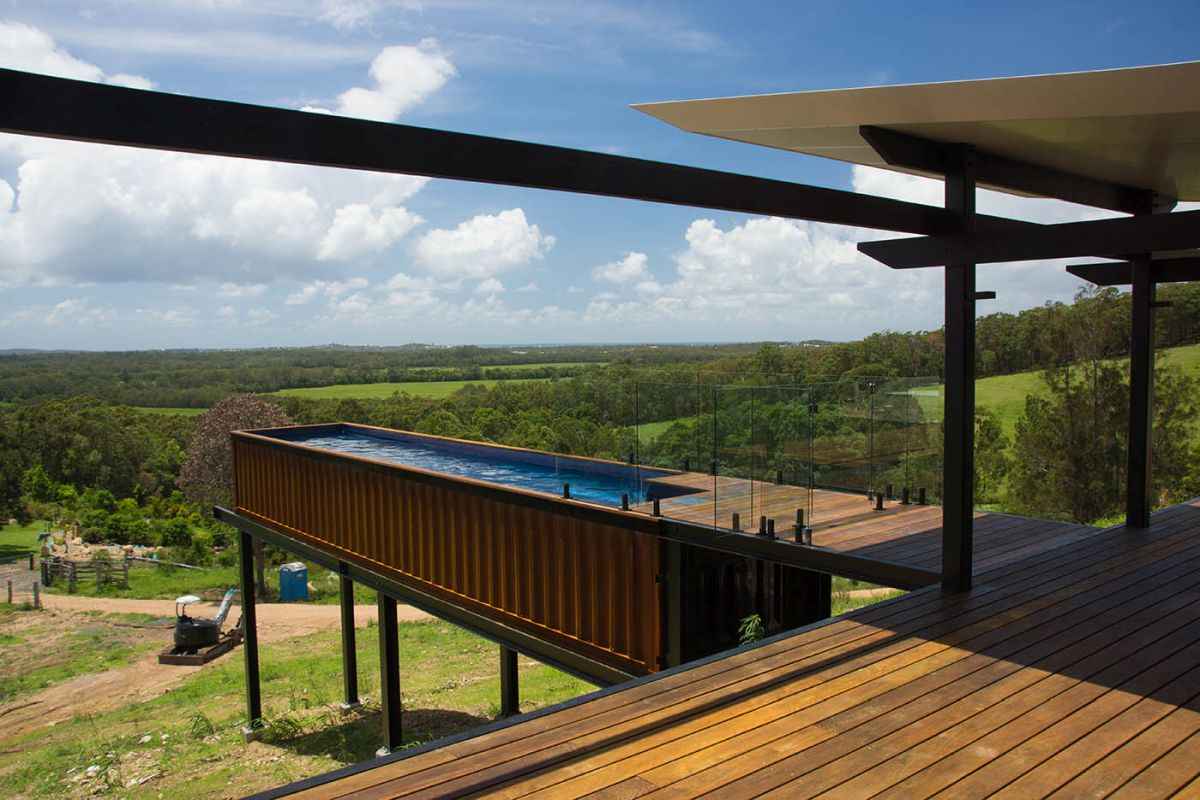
[28,553,33,571]
[32,582,40,609]
[5,580,11,605]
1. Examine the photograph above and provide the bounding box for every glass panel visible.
[713,385,756,535]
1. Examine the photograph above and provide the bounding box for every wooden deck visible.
[643,475,1097,574]
[271,499,1200,799]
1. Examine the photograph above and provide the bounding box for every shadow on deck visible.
[261,499,1200,799]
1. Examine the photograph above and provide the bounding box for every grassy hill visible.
[970,341,1200,438]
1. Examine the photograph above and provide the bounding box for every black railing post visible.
[338,570,359,711]
[942,143,978,592]
[377,593,402,755]
[500,645,519,716]
[239,529,263,739]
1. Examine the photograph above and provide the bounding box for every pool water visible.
[286,430,683,508]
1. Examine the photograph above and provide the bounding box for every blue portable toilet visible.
[279,562,308,602]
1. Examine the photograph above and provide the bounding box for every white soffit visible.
[633,62,1200,202]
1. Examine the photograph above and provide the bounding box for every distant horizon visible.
[0,338,842,355]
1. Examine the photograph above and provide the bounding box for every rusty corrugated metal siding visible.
[233,433,664,675]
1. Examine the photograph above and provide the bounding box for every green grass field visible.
[0,611,592,799]
[635,343,1200,444]
[135,406,207,416]
[272,377,551,400]
[411,361,601,373]
[44,558,381,605]
[0,519,46,561]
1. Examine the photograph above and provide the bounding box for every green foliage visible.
[1009,363,1200,523]
[737,614,765,646]
[974,407,1010,504]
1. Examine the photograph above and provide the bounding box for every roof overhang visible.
[634,61,1200,203]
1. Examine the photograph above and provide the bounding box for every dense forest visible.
[1,284,1198,554]
[0,342,767,408]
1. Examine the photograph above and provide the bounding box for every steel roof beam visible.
[1,68,1027,236]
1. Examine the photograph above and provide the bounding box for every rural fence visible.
[3,576,41,608]
[40,557,130,592]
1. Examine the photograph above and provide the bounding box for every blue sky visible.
[1,1,1197,350]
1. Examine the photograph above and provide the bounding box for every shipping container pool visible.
[258,425,695,507]
[231,423,821,678]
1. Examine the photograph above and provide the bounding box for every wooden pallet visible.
[158,629,243,666]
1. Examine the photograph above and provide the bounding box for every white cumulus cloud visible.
[474,278,506,295]
[317,204,423,260]
[0,21,154,87]
[304,39,456,122]
[414,208,554,278]
[593,251,652,285]
[0,25,434,290]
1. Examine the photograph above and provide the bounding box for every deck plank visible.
[271,500,1200,800]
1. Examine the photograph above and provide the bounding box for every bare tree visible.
[179,394,291,599]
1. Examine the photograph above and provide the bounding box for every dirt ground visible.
[38,594,430,640]
[0,597,429,743]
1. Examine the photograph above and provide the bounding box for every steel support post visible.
[942,144,978,591]
[338,572,359,710]
[1126,251,1156,528]
[376,593,402,756]
[239,530,263,738]
[499,645,520,717]
[663,540,684,668]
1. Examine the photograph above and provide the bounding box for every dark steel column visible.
[663,540,684,668]
[499,646,519,716]
[339,572,359,709]
[1126,251,1156,528]
[377,593,402,755]
[942,144,978,591]
[239,530,263,737]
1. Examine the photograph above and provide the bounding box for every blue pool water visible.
[280,429,682,508]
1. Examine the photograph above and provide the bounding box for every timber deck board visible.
[273,499,1200,799]
[638,477,1097,573]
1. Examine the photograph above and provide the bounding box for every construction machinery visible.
[158,588,244,665]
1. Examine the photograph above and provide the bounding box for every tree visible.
[974,408,1010,504]
[1008,364,1198,523]
[178,394,291,599]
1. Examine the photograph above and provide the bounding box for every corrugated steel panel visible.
[233,432,665,675]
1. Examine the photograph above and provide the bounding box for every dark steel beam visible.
[377,593,402,755]
[656,519,939,590]
[214,507,633,686]
[499,646,519,717]
[0,68,1024,236]
[858,209,1200,269]
[1067,255,1200,286]
[941,145,977,592]
[238,529,263,736]
[662,540,684,668]
[860,125,1153,213]
[338,572,359,709]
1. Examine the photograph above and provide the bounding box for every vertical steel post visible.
[376,593,402,755]
[942,144,977,592]
[663,540,684,667]
[1126,251,1155,528]
[339,572,359,710]
[239,530,263,738]
[499,645,520,716]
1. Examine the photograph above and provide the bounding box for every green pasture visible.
[272,378,549,400]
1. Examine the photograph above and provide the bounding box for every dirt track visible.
[38,594,430,641]
[0,597,430,743]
